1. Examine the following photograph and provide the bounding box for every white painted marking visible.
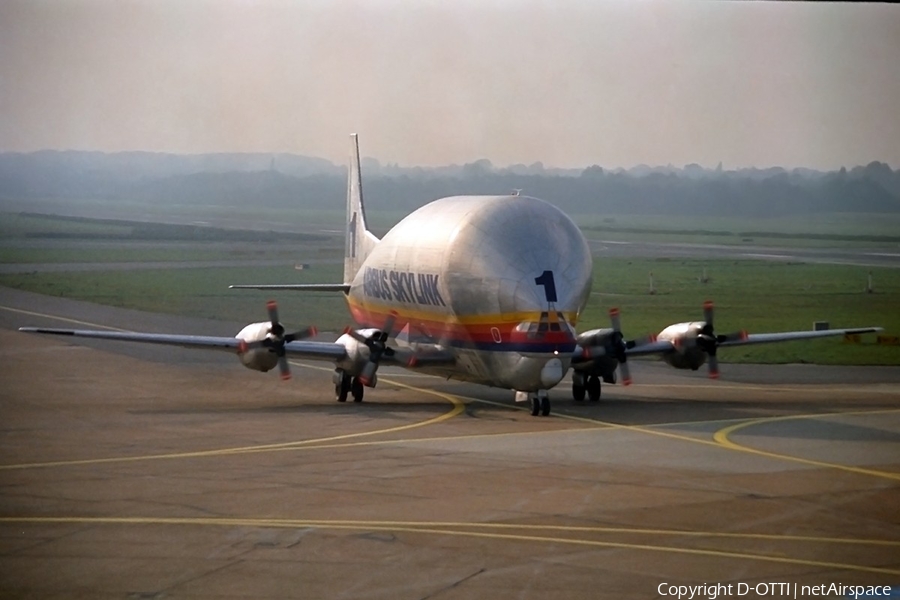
[741,253,795,260]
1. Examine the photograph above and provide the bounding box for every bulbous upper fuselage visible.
[346,195,593,390]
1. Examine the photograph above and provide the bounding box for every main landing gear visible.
[572,374,602,402]
[334,371,364,403]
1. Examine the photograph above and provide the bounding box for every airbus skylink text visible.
[658,582,894,599]
[362,267,446,307]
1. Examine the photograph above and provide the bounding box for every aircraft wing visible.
[229,284,351,293]
[718,327,883,347]
[624,339,676,356]
[617,327,883,356]
[17,327,348,361]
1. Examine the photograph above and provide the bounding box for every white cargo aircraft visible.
[20,135,882,416]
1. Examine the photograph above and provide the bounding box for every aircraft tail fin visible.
[344,134,379,284]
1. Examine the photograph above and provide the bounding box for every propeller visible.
[696,300,747,379]
[607,308,633,386]
[580,307,633,386]
[344,311,398,386]
[261,300,318,380]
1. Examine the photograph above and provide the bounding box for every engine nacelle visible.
[575,327,615,348]
[657,321,708,370]
[334,328,375,376]
[572,327,619,381]
[235,321,279,372]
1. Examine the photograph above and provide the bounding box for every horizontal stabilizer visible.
[229,283,351,293]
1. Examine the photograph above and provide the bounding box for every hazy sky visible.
[1,1,898,169]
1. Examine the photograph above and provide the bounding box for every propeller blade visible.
[259,302,317,381]
[266,300,279,323]
[277,355,291,380]
[619,360,633,386]
[718,330,748,343]
[608,307,634,385]
[266,300,285,337]
[707,352,719,379]
[343,314,403,387]
[700,301,725,379]
[609,307,622,333]
[380,311,398,342]
[358,360,378,386]
[284,326,318,343]
[703,300,714,328]
[343,326,369,344]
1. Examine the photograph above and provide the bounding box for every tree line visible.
[1,151,897,218]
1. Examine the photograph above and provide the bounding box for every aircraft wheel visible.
[335,373,351,402]
[572,384,586,402]
[351,377,364,403]
[530,396,541,416]
[540,395,551,416]
[587,376,601,402]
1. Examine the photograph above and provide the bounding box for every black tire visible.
[587,376,601,402]
[530,396,540,416]
[572,384,585,402]
[540,396,551,416]
[351,377,364,403]
[336,373,350,402]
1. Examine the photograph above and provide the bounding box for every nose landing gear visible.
[530,391,551,417]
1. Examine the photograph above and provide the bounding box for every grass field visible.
[1,212,897,365]
[0,244,342,264]
[582,258,899,365]
[575,213,900,248]
[2,258,896,366]
[6,206,900,246]
[0,264,349,328]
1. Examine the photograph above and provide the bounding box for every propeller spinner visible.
[344,311,398,386]
[696,300,747,379]
[262,300,318,380]
[580,307,634,386]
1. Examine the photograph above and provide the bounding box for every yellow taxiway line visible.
[4,303,899,575]
[1,516,897,577]
[5,302,898,486]
[0,305,466,470]
[713,409,900,482]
